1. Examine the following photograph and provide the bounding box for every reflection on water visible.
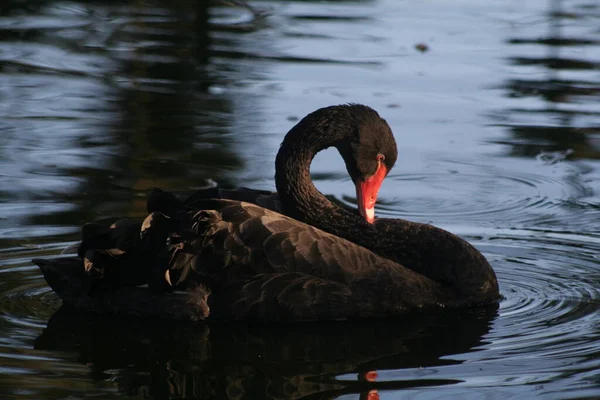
[1,0,600,399]
[34,306,496,399]
[496,0,600,160]
[0,0,248,242]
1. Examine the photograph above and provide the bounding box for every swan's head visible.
[276,103,398,224]
[335,105,398,223]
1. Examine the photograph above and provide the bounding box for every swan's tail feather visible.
[32,257,211,321]
[33,257,90,303]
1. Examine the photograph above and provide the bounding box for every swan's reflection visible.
[35,305,497,399]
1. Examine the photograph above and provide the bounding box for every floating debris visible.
[536,149,573,165]
[415,43,429,52]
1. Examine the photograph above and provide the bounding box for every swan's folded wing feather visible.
[169,200,395,286]
[159,199,451,317]
[210,272,354,321]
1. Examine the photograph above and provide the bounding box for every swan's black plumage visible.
[33,104,499,321]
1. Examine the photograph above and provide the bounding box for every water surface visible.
[1,0,600,399]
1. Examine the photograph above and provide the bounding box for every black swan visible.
[33,104,499,321]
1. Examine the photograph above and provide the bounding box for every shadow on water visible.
[34,305,498,399]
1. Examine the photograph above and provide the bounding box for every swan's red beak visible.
[356,163,387,224]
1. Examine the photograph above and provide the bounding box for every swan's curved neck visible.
[274,125,340,225]
[274,107,377,239]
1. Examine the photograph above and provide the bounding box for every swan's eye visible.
[377,154,385,162]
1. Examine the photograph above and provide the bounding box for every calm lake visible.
[1,0,599,398]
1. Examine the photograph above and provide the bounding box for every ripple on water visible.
[0,244,68,323]
[329,162,592,227]
[398,171,586,218]
[370,229,600,398]
[464,229,600,393]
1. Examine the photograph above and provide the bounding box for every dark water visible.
[1,0,599,398]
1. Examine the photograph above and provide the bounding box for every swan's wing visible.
[211,271,449,321]
[166,199,453,317]
[210,272,354,321]
[160,199,388,289]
